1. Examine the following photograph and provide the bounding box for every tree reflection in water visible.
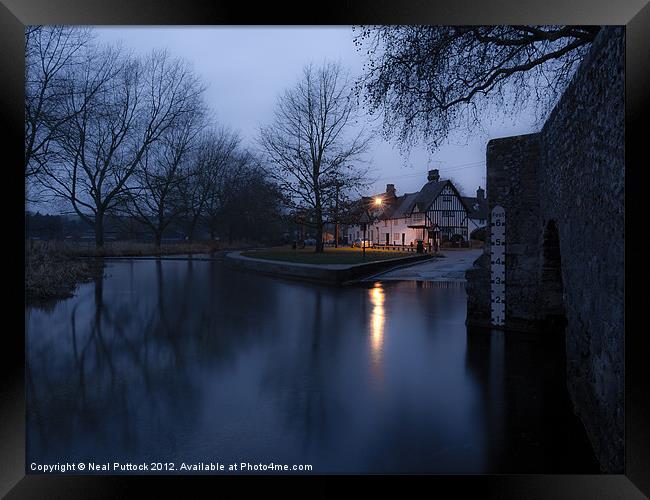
[26,260,598,473]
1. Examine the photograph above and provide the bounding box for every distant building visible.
[345,169,471,247]
[462,186,488,238]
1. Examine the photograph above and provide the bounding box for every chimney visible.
[427,169,440,182]
[477,186,485,201]
[386,184,396,196]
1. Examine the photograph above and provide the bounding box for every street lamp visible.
[359,211,370,261]
[373,197,383,246]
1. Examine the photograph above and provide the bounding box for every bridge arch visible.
[540,219,566,327]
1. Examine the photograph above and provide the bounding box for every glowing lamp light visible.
[374,197,382,206]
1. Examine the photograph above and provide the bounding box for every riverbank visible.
[26,241,105,304]
[31,239,223,257]
[240,245,427,265]
[25,239,236,304]
[227,250,434,285]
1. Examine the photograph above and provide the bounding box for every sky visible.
[74,27,542,202]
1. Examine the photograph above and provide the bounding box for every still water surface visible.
[26,259,598,473]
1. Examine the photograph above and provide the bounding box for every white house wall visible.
[346,183,473,245]
[347,220,423,246]
[373,218,422,245]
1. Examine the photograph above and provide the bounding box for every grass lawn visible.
[240,246,420,265]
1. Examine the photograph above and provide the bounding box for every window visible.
[443,196,452,203]
[394,233,399,241]
[413,213,423,222]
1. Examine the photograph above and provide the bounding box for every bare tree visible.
[25,26,93,180]
[123,107,206,250]
[259,62,371,252]
[320,176,367,247]
[218,156,284,245]
[203,148,252,241]
[177,126,240,242]
[353,25,599,150]
[39,46,204,249]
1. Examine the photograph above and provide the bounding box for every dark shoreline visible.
[225,251,434,286]
[26,254,105,306]
[24,240,227,306]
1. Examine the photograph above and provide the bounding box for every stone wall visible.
[465,27,624,472]
[466,134,544,331]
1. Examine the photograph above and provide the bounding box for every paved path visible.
[366,249,483,282]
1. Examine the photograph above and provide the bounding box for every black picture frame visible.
[2,1,648,497]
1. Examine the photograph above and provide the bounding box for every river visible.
[26,258,598,473]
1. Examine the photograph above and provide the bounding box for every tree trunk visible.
[187,214,199,243]
[314,189,325,252]
[155,211,165,254]
[334,183,340,248]
[315,216,324,253]
[94,213,104,250]
[154,231,162,253]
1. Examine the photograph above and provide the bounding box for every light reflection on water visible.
[369,282,385,387]
[25,259,598,474]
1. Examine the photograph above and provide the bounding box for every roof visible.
[462,196,488,220]
[412,180,449,212]
[387,192,419,218]
[370,181,450,220]
[349,177,471,223]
